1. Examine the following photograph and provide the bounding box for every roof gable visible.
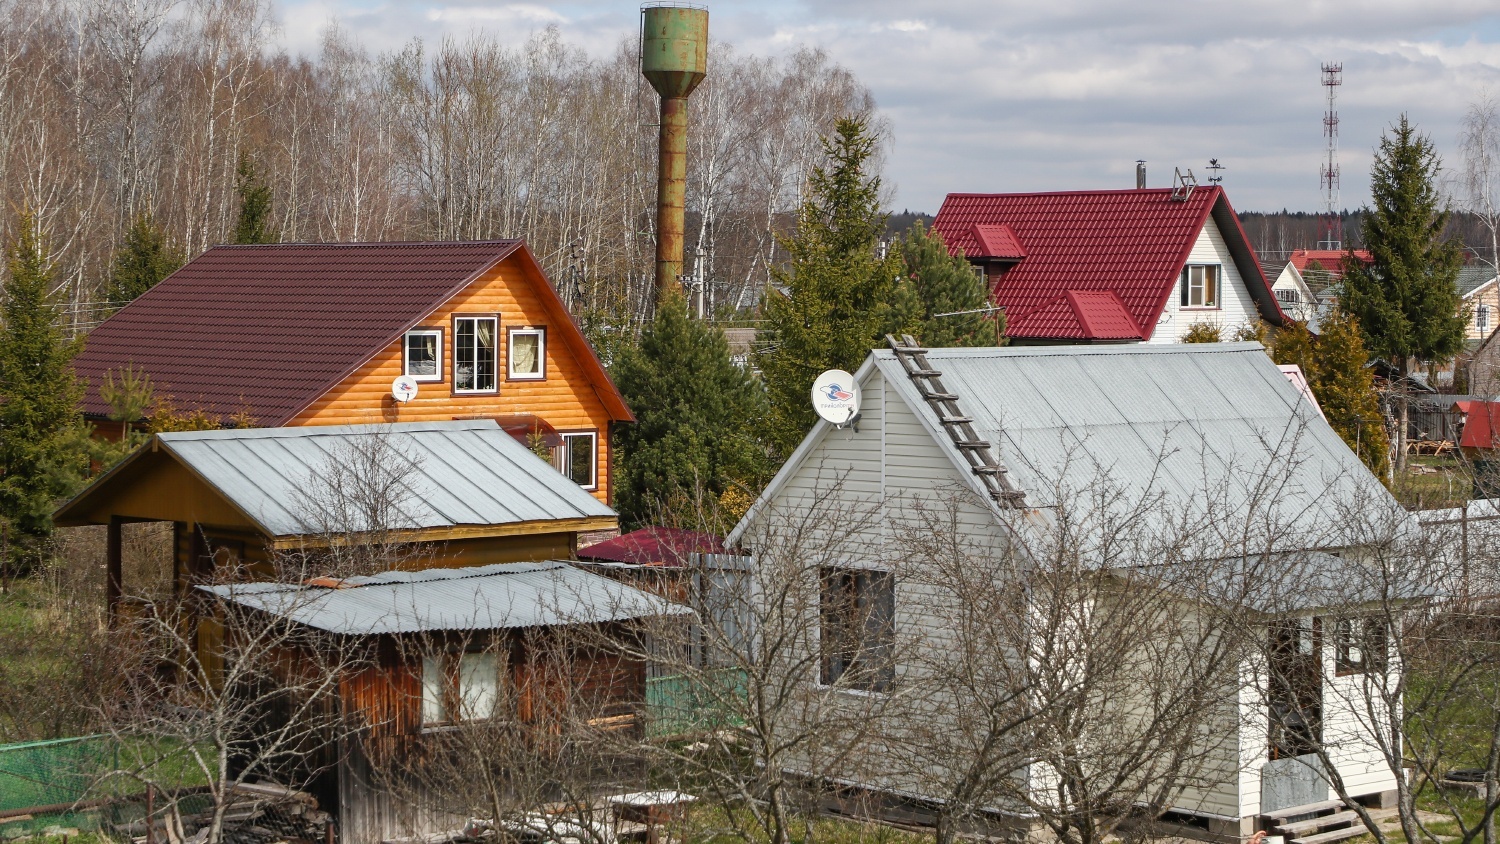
[969,223,1027,259]
[933,187,1284,340]
[55,420,616,538]
[73,241,631,425]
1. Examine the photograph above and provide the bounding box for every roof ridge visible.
[207,239,523,249]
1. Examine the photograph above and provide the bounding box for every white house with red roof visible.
[931,186,1287,344]
[1264,249,1374,330]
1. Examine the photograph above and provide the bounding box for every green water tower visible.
[641,4,708,298]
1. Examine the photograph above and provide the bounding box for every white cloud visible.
[425,4,568,25]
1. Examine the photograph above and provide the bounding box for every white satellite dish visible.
[811,369,861,428]
[391,375,419,403]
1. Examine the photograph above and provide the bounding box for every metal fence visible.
[0,735,119,815]
[644,667,747,738]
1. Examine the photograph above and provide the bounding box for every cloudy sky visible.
[276,0,1500,214]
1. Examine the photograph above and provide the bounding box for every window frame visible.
[403,328,445,383]
[420,648,504,727]
[507,326,547,381]
[818,566,895,693]
[1478,303,1490,335]
[1179,264,1221,309]
[1333,616,1388,676]
[554,430,598,490]
[452,315,500,395]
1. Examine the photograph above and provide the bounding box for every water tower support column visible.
[656,95,689,293]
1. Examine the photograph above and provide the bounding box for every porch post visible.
[107,516,123,626]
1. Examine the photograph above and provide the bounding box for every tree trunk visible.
[1395,388,1410,474]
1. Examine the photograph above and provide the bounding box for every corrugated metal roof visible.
[930,187,1284,340]
[157,420,614,537]
[199,561,692,635]
[872,342,1408,547]
[1148,551,1435,614]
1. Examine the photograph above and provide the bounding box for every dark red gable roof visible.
[933,187,1284,341]
[1009,290,1141,341]
[1288,249,1373,275]
[74,241,633,426]
[576,527,726,566]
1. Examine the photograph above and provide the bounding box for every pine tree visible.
[1270,314,1390,480]
[105,214,182,309]
[0,215,89,569]
[757,117,916,457]
[900,221,1002,347]
[612,291,769,530]
[1340,115,1465,471]
[233,152,279,245]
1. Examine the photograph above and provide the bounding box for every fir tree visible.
[612,291,769,530]
[1340,115,1465,470]
[757,117,916,457]
[0,215,89,569]
[105,214,182,309]
[1270,314,1390,480]
[899,221,1002,347]
[233,152,278,245]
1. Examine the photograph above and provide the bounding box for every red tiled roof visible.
[1289,249,1372,274]
[576,527,726,566]
[1008,290,1142,341]
[933,187,1284,340]
[74,241,633,426]
[969,223,1027,259]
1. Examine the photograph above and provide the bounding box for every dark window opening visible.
[819,567,895,692]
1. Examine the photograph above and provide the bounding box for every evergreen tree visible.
[757,117,916,457]
[1270,314,1390,480]
[1340,115,1465,470]
[233,152,278,245]
[612,291,769,530]
[899,221,1002,347]
[105,214,182,309]
[0,215,89,569]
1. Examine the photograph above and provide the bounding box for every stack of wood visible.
[120,783,332,844]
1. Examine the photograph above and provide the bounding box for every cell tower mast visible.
[1318,63,1342,250]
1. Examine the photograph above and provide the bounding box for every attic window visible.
[1180,265,1220,309]
[404,329,443,382]
[1275,288,1301,306]
[454,316,498,393]
[508,327,545,380]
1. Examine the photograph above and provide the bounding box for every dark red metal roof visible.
[1457,401,1500,450]
[933,187,1284,340]
[1288,249,1373,274]
[73,241,633,426]
[1009,290,1142,341]
[576,527,726,566]
[969,223,1027,259]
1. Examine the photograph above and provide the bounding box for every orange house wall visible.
[289,258,615,503]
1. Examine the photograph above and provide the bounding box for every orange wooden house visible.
[72,241,633,503]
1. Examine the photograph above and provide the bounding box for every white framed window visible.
[1180,264,1220,308]
[819,567,895,692]
[422,650,501,725]
[1478,303,1490,335]
[554,431,597,489]
[508,327,546,380]
[454,316,498,393]
[1275,288,1300,305]
[404,329,443,382]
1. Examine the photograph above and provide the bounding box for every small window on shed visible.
[1334,617,1388,675]
[421,655,449,725]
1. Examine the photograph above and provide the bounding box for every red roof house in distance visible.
[72,240,633,503]
[931,185,1286,343]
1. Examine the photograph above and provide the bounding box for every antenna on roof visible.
[1170,167,1197,202]
[811,369,861,431]
[1207,159,1225,185]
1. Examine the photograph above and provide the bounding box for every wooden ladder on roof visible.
[885,334,1026,509]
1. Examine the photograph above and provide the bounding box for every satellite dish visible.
[391,375,419,403]
[811,370,861,428]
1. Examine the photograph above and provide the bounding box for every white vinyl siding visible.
[1150,219,1259,343]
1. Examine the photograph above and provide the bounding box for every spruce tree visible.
[105,214,182,309]
[1340,115,1465,470]
[899,221,1002,347]
[612,291,769,530]
[1270,314,1390,480]
[233,152,278,245]
[0,215,89,569]
[757,117,916,457]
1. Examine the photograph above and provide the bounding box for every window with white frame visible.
[1180,264,1220,308]
[404,329,443,382]
[554,432,596,489]
[819,567,895,692]
[508,327,545,380]
[421,651,500,725]
[1479,303,1490,336]
[454,317,498,392]
[1275,287,1301,305]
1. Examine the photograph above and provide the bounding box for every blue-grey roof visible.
[199,561,692,635]
[155,420,614,537]
[871,342,1408,549]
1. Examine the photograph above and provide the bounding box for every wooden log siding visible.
[290,258,616,503]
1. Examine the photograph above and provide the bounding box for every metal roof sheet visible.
[872,342,1408,549]
[199,561,692,635]
[156,420,614,536]
[931,187,1284,340]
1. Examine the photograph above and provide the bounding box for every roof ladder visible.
[885,334,1026,509]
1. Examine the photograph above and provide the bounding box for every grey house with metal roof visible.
[729,342,1415,840]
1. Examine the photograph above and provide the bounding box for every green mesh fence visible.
[0,735,118,814]
[645,667,747,738]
